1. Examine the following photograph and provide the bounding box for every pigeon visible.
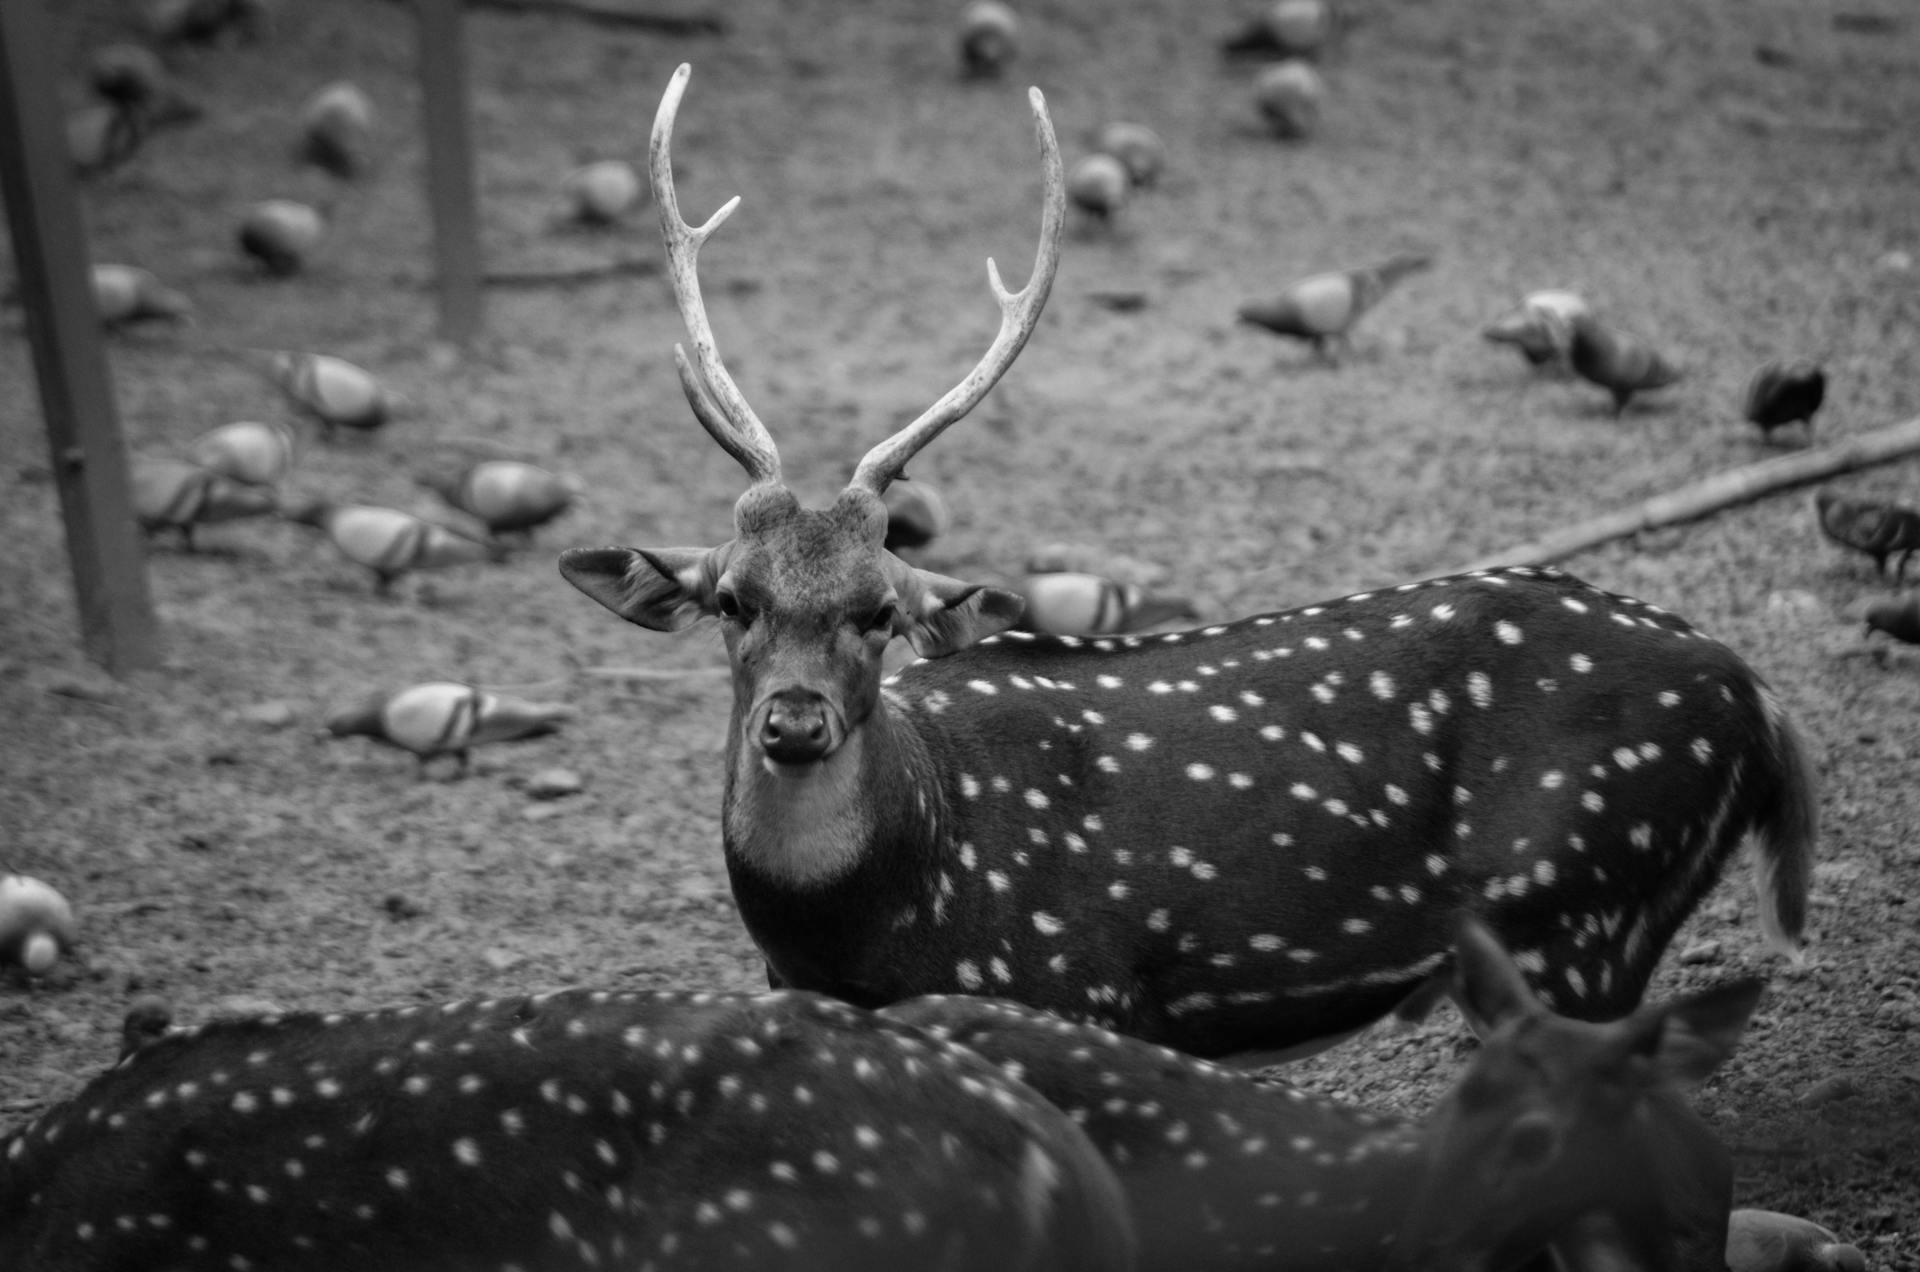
[1067,153,1131,225]
[562,160,646,225]
[1094,121,1167,190]
[1743,360,1826,443]
[1253,59,1326,140]
[1567,313,1683,414]
[1726,1209,1866,1272]
[190,420,297,487]
[325,681,576,775]
[959,0,1019,79]
[415,459,583,540]
[1481,289,1591,368]
[1863,595,1920,645]
[1238,252,1431,361]
[281,500,502,593]
[1016,572,1197,636]
[91,264,191,329]
[86,43,199,130]
[1222,0,1338,58]
[1813,491,1920,581]
[119,996,175,1060]
[68,103,144,176]
[0,873,76,976]
[299,81,374,180]
[270,352,399,440]
[1024,542,1171,588]
[130,457,279,549]
[881,478,950,552]
[238,199,326,276]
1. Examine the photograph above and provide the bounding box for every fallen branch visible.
[1452,415,1920,574]
[467,0,725,35]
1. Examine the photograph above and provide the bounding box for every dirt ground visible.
[4,0,1918,1263]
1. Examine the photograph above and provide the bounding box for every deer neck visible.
[723,696,934,890]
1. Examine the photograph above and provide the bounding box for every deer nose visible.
[757,691,835,766]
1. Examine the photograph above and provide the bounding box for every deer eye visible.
[864,602,900,634]
[715,590,746,623]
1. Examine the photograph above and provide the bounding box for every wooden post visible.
[0,0,160,673]
[416,0,485,345]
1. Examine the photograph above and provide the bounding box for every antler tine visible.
[651,63,782,485]
[850,86,1066,497]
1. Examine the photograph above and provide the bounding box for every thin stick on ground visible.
[1452,415,1920,574]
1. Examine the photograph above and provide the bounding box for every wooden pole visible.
[1451,416,1920,575]
[0,0,160,673]
[416,0,485,345]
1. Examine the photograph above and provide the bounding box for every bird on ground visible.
[1253,59,1325,140]
[189,420,296,487]
[87,43,200,132]
[238,199,326,276]
[298,81,374,180]
[91,264,191,329]
[562,160,645,225]
[881,478,949,552]
[281,500,502,593]
[270,352,400,440]
[0,873,76,976]
[1567,313,1683,414]
[1814,491,1920,581]
[415,459,582,541]
[1017,572,1196,636]
[1238,252,1431,361]
[1726,1209,1866,1272]
[68,103,145,176]
[1066,154,1130,225]
[325,681,576,776]
[958,0,1019,79]
[1863,595,1920,645]
[1094,122,1167,190]
[1481,289,1590,368]
[1743,360,1826,444]
[130,457,279,550]
[1222,0,1338,58]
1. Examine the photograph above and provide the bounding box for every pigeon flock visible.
[3,0,1909,1267]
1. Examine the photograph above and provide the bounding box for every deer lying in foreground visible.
[561,64,1816,1060]
[886,912,1760,1272]
[1,917,1752,1272]
[0,989,1133,1272]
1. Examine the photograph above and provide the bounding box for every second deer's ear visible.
[896,565,1025,659]
[558,545,727,631]
[1449,911,1541,1036]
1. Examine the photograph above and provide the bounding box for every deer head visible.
[561,64,1064,774]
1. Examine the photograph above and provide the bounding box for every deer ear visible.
[1448,911,1540,1036]
[898,565,1025,659]
[1632,978,1765,1089]
[558,546,723,631]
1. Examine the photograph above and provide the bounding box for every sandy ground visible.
[3,0,1919,1263]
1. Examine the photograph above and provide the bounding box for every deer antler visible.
[651,63,783,485]
[850,86,1065,497]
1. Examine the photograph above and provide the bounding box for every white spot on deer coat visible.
[1033,912,1064,936]
[1570,653,1593,673]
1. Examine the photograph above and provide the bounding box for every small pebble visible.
[526,767,584,800]
[1797,1074,1858,1107]
[1680,940,1723,964]
[237,700,297,729]
[522,802,567,823]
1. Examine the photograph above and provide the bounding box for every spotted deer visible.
[560,64,1816,1060]
[0,989,1134,1272]
[885,912,1759,1272]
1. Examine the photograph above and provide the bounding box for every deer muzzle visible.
[751,689,843,773]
